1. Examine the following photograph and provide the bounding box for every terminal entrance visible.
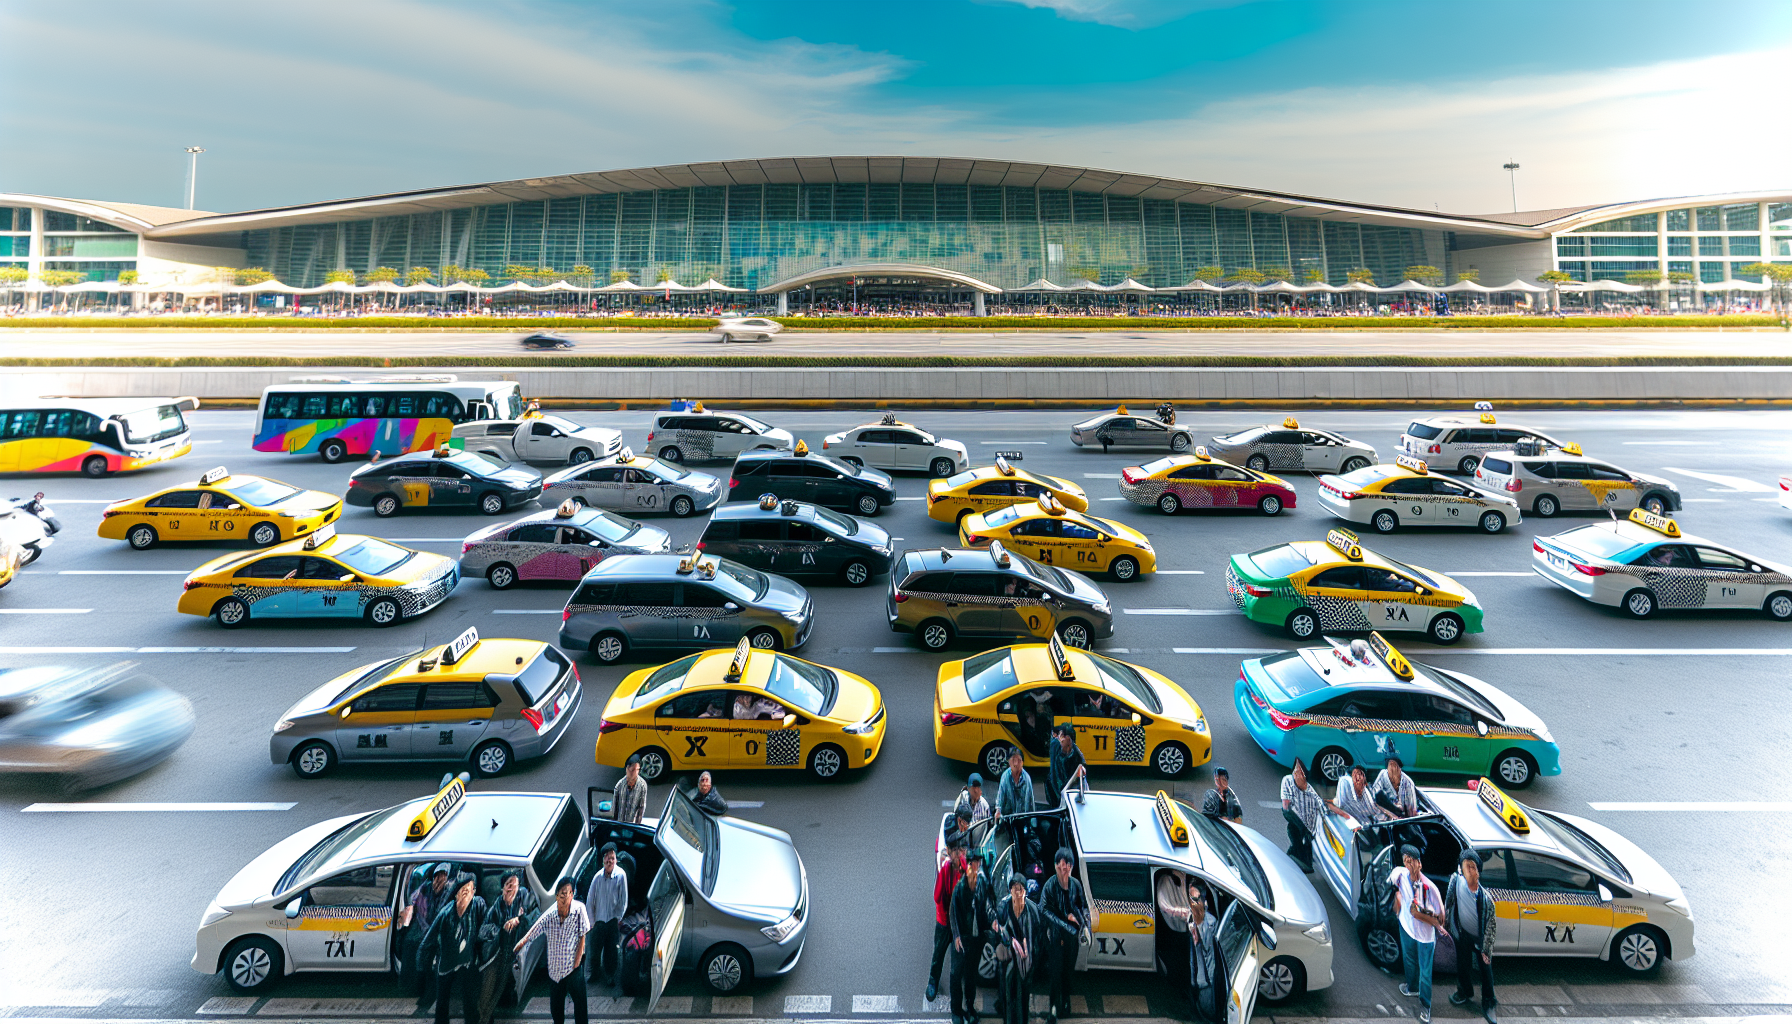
[783,274,986,315]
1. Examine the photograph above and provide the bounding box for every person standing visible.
[1186,881,1222,1023]
[1037,848,1088,1023]
[994,872,1076,1024]
[611,755,648,824]
[692,771,727,815]
[949,849,997,1024]
[1372,755,1418,819]
[1446,851,1498,1024]
[401,864,454,1010]
[1327,764,1382,825]
[1279,758,1323,872]
[478,871,539,1024]
[1200,767,1243,823]
[1389,845,1445,1024]
[515,878,592,1024]
[1153,869,1190,997]
[994,749,1034,826]
[585,844,627,987]
[955,772,992,836]
[420,872,489,1024]
[928,840,968,1003]
[1047,726,1086,807]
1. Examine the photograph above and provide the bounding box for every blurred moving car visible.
[452,408,623,466]
[713,317,784,343]
[520,332,576,349]
[0,492,57,563]
[0,663,195,791]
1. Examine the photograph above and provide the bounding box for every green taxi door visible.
[1408,694,1491,774]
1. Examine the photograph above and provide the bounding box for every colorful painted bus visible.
[254,378,524,463]
[0,398,197,476]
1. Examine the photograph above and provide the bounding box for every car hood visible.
[760,573,811,613]
[1055,567,1108,607]
[1443,670,1546,734]
[573,426,621,441]
[1232,822,1329,926]
[1146,674,1204,726]
[628,524,674,551]
[852,465,894,490]
[216,812,368,908]
[827,673,881,724]
[1631,471,1678,492]
[846,519,892,550]
[1540,810,1685,903]
[761,427,795,446]
[493,466,542,486]
[708,818,804,920]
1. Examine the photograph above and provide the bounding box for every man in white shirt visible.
[1387,845,1445,1023]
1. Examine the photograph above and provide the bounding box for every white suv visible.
[1401,415,1564,476]
[647,407,794,463]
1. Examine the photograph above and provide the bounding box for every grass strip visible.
[8,354,1792,368]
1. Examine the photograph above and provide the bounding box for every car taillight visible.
[1267,707,1308,730]
[696,541,706,550]
[729,477,739,489]
[1533,540,1544,554]
[561,607,573,621]
[520,707,545,730]
[939,711,969,726]
[462,540,475,554]
[1121,468,1143,484]
[964,534,984,545]
[1782,477,1790,492]
[1244,584,1272,598]
[893,592,909,603]
[1505,478,1522,492]
[822,439,829,448]
[1569,560,1605,576]
[1427,443,1440,454]
[598,719,627,734]
[647,431,655,441]
[928,491,940,503]
[182,579,198,591]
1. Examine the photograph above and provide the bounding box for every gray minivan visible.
[558,554,814,664]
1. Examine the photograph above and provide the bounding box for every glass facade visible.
[242,186,1445,290]
[42,235,137,258]
[40,260,135,282]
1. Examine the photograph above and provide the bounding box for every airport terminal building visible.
[3,157,1788,304]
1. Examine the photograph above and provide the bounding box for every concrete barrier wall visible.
[3,365,1782,403]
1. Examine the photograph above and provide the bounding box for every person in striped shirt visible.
[515,878,591,1024]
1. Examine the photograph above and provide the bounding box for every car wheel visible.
[488,563,517,590]
[1258,956,1307,1003]
[365,597,402,627]
[1341,457,1370,473]
[224,936,283,993]
[1110,555,1140,581]
[290,741,335,779]
[930,457,955,477]
[82,454,110,478]
[1622,588,1657,619]
[1765,591,1792,621]
[1258,494,1283,516]
[1372,509,1399,534]
[1427,613,1465,645]
[473,740,512,777]
[808,744,846,780]
[1158,493,1181,515]
[127,524,158,550]
[1457,455,1481,475]
[840,559,871,587]
[918,618,953,651]
[701,944,752,993]
[1246,454,1269,471]
[214,597,250,629]
[1612,925,1666,975]
[746,627,781,651]
[1057,620,1092,649]
[479,491,505,515]
[635,746,669,782]
[1152,742,1190,778]
[568,447,594,464]
[956,508,975,524]
[856,494,880,516]
[593,632,628,664]
[1641,493,1670,515]
[982,743,1014,780]
[1534,494,1559,517]
[1171,434,1191,453]
[319,439,348,464]
[1312,746,1352,785]
[658,446,684,463]
[670,495,696,518]
[1479,510,1505,534]
[1363,926,1402,970]
[1494,748,1537,788]
[249,522,280,547]
[373,494,402,517]
[1285,608,1318,640]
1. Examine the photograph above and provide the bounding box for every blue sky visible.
[3,0,1788,215]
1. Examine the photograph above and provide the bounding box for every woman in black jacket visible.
[994,873,1077,1024]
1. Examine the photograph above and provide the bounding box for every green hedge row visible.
[8,354,1792,368]
[2,314,1783,330]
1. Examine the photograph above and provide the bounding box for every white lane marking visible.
[1429,648,1792,656]
[1099,497,1126,501]
[729,800,766,809]
[23,802,296,812]
[1105,647,1130,653]
[1590,801,1792,811]
[40,499,123,504]
[895,496,926,501]
[1662,467,1772,492]
[1622,441,1715,445]
[1449,571,1533,577]
[872,647,918,653]
[0,988,110,1007]
[492,609,563,614]
[0,608,92,614]
[1753,498,1782,503]
[1125,608,1231,615]
[0,646,356,654]
[58,569,188,575]
[382,538,464,542]
[854,996,901,1013]
[1157,569,1205,574]
[1174,647,1286,654]
[258,996,419,1015]
[980,441,1047,445]
[198,996,257,1014]
[1084,473,1121,479]
[784,995,833,1013]
[1681,498,1726,503]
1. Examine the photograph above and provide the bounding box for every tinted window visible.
[353,683,421,713]
[531,801,584,890]
[1361,568,1419,593]
[904,572,951,593]
[786,523,818,542]
[513,647,570,704]
[1406,422,1443,440]
[731,461,766,477]
[1058,520,1100,540]
[738,522,782,542]
[40,409,104,440]
[1554,462,1593,480]
[1695,547,1750,571]
[658,690,729,718]
[420,682,496,710]
[947,573,1000,597]
[632,653,702,704]
[1380,478,1430,495]
[1480,457,1513,475]
[889,430,926,445]
[580,466,624,482]
[857,429,890,444]
[1586,463,1630,481]
[300,557,347,580]
[574,582,617,604]
[1629,544,1695,568]
[678,584,730,608]
[487,422,519,436]
[617,581,675,606]
[1309,566,1362,589]
[146,490,205,509]
[509,524,560,543]
[1247,544,1313,578]
[1012,518,1057,537]
[236,555,305,579]
[1312,690,1409,720]
[1085,862,1151,904]
[1168,465,1211,480]
[306,864,395,908]
[1510,850,1596,894]
[1410,693,1474,726]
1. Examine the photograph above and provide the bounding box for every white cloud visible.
[996,0,1249,28]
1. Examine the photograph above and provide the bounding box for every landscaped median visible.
[0,313,1784,331]
[9,354,1792,368]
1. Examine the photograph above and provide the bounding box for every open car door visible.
[644,859,687,1013]
[1214,901,1270,1024]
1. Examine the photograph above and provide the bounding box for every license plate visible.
[992,450,1025,461]
[1546,552,1568,571]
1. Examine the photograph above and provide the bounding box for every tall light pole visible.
[1502,161,1520,213]
[185,146,206,210]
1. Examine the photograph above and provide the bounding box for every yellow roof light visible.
[724,636,752,683]
[1479,413,1497,424]
[793,440,809,456]
[441,627,480,666]
[1282,416,1300,429]
[1558,442,1582,456]
[617,446,635,463]
[758,493,779,510]
[1394,454,1428,475]
[199,466,229,486]
[1628,507,1681,537]
[1115,404,1128,415]
[690,401,705,413]
[303,524,336,550]
[523,402,543,419]
[988,539,1012,568]
[1047,632,1076,682]
[406,771,470,842]
[555,499,580,518]
[433,445,453,458]
[1153,790,1192,847]
[1325,527,1363,561]
[370,450,384,463]
[1193,446,1211,461]
[1038,493,1066,516]
[676,555,696,574]
[994,456,1015,476]
[1473,777,1531,834]
[1366,630,1415,681]
[693,558,716,580]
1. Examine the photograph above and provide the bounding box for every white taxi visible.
[1533,508,1792,619]
[822,413,969,477]
[1400,409,1566,476]
[1317,454,1522,534]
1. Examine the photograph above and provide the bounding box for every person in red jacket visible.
[928,839,968,1002]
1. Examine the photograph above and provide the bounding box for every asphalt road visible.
[3,328,1792,360]
[2,408,1790,1022]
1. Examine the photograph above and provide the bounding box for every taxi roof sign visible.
[1394,454,1428,475]
[780,499,800,516]
[406,771,470,842]
[1193,446,1211,462]
[303,523,336,550]
[988,539,1012,568]
[690,401,705,413]
[433,445,454,458]
[880,411,898,426]
[199,466,230,486]
[1478,413,1497,425]
[617,446,635,463]
[1367,630,1415,681]
[555,499,580,518]
[793,440,809,456]
[724,636,752,683]
[1038,493,1067,516]
[994,456,1015,476]
[758,493,779,510]
[1153,790,1192,847]
[1472,777,1531,834]
[1115,405,1129,415]
[1558,442,1583,456]
[1047,631,1076,681]
[1325,527,1363,561]
[1628,507,1681,537]
[1474,401,1493,411]
[441,627,480,666]
[1282,416,1300,429]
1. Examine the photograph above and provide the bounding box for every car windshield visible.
[647,460,690,481]
[1073,414,1111,429]
[1084,652,1162,713]
[1416,666,1502,718]
[1247,544,1313,579]
[1140,456,1182,474]
[961,649,1017,702]
[632,653,702,707]
[1555,525,1642,559]
[453,452,510,474]
[1215,427,1266,444]
[732,413,773,434]
[1380,556,1438,588]
[1532,810,1631,884]
[223,478,305,506]
[1406,422,1444,440]
[539,415,582,433]
[330,656,410,704]
[713,559,770,600]
[514,647,571,704]
[812,507,859,536]
[1009,550,1070,590]
[982,505,1024,528]
[1183,804,1273,907]
[584,511,640,543]
[119,404,187,444]
[914,429,939,444]
[763,655,837,715]
[331,538,414,576]
[277,806,407,894]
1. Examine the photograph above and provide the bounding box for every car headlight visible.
[1665,896,1693,918]
[761,911,801,942]
[273,719,295,733]
[200,902,232,928]
[843,715,880,735]
[1303,920,1330,944]
[1182,715,1208,733]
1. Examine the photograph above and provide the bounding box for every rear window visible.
[1555,525,1642,559]
[1246,544,1312,579]
[1254,651,1331,699]
[531,801,584,889]
[1140,456,1182,475]
[1480,457,1513,475]
[1406,422,1443,440]
[513,647,571,705]
[945,470,979,488]
[961,649,1018,702]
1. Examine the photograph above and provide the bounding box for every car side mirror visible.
[1597,883,1612,902]
[1476,720,1489,737]
[1258,920,1278,950]
[1130,712,1142,726]
[339,574,357,583]
[1098,534,1111,543]
[723,602,739,612]
[782,713,798,729]
[1415,586,1431,596]
[227,503,241,510]
[285,897,304,919]
[590,540,605,547]
[340,706,353,719]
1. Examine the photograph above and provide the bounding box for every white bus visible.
[0,397,197,476]
[253,377,524,463]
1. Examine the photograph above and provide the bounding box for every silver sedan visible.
[0,663,195,791]
[542,451,724,518]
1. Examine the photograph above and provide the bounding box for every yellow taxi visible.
[595,637,886,781]
[960,493,1155,580]
[100,466,342,550]
[934,633,1210,780]
[926,456,1088,524]
[177,524,460,628]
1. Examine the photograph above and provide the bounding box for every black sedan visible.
[520,332,576,349]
